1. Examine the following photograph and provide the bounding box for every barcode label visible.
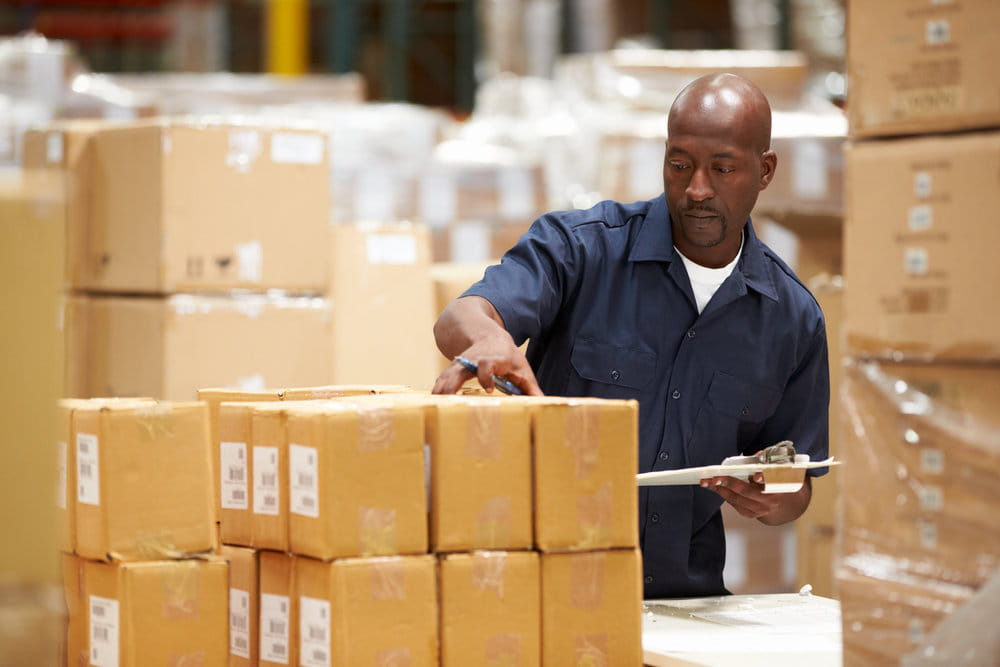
[260,593,290,664]
[57,441,67,509]
[221,441,249,510]
[77,433,100,506]
[290,444,319,518]
[253,446,280,516]
[229,588,251,659]
[299,596,331,667]
[89,596,119,667]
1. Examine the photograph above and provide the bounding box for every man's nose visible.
[686,168,714,202]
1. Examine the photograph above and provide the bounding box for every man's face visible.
[663,105,773,265]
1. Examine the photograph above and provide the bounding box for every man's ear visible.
[759,150,777,190]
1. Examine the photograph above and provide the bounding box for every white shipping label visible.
[235,241,263,283]
[904,247,929,276]
[77,433,100,506]
[366,234,418,265]
[230,588,251,659]
[792,139,828,200]
[908,205,933,231]
[260,593,290,664]
[498,167,536,221]
[926,19,951,45]
[253,446,280,516]
[289,444,319,518]
[90,596,120,667]
[271,132,325,165]
[914,172,932,199]
[918,485,943,512]
[220,441,249,510]
[46,132,64,163]
[299,596,331,667]
[228,130,262,172]
[57,440,67,509]
[628,139,666,199]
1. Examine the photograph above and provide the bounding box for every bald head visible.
[669,73,772,155]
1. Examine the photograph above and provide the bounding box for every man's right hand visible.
[432,347,544,396]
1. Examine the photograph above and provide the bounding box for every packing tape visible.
[474,497,512,549]
[359,408,394,453]
[571,551,606,611]
[134,404,176,440]
[471,551,507,598]
[160,561,199,620]
[132,529,185,561]
[359,507,398,556]
[576,482,613,549]
[375,647,412,667]
[575,634,609,667]
[370,558,407,601]
[466,401,503,460]
[485,633,521,667]
[565,403,600,479]
[168,652,206,667]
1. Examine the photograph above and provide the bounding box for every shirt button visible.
[672,389,681,399]
[644,575,654,584]
[687,329,696,339]
[741,407,749,416]
[611,369,621,381]
[650,513,660,523]
[658,451,669,462]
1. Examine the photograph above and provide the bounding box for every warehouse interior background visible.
[4,0,999,665]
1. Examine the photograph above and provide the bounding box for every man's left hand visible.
[700,473,812,525]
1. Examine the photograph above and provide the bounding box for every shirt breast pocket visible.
[689,371,782,465]
[570,338,656,395]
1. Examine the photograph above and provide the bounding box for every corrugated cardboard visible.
[251,404,294,552]
[756,216,843,286]
[62,553,87,667]
[844,131,1000,360]
[217,402,269,547]
[426,396,533,552]
[219,546,260,667]
[286,400,428,559]
[0,168,64,584]
[540,549,643,666]
[847,0,1000,138]
[78,120,331,292]
[73,402,215,561]
[259,551,297,667]
[439,551,540,667]
[528,397,639,551]
[83,558,228,667]
[67,293,334,400]
[294,554,438,666]
[329,223,438,389]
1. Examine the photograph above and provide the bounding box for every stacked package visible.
[839,1,1000,663]
[211,392,643,665]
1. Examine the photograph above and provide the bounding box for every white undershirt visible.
[675,232,745,314]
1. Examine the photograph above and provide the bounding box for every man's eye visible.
[715,167,734,174]
[670,162,689,171]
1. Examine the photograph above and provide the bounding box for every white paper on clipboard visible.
[636,457,839,493]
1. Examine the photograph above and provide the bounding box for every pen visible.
[454,356,523,396]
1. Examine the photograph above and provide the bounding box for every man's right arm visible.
[432,295,543,396]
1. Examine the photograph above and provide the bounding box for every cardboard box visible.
[845,131,1000,360]
[251,404,293,552]
[847,0,1000,138]
[83,558,229,667]
[67,293,334,400]
[529,397,639,551]
[756,216,842,285]
[73,120,331,292]
[260,551,297,667]
[219,546,260,667]
[0,168,65,584]
[426,396,533,552]
[721,504,797,595]
[796,524,836,599]
[439,551,540,667]
[329,223,438,389]
[63,553,87,667]
[429,262,492,317]
[73,401,215,561]
[286,400,427,559]
[540,549,643,666]
[295,554,438,666]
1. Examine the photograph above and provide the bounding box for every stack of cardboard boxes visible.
[210,391,643,665]
[839,0,1000,663]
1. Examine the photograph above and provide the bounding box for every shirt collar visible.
[628,194,779,302]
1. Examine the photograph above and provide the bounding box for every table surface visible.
[642,593,842,666]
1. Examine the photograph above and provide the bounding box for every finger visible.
[431,364,473,395]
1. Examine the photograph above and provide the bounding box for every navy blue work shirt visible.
[464,194,830,599]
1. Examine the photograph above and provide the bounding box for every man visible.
[432,73,829,599]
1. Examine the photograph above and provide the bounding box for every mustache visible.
[684,207,720,215]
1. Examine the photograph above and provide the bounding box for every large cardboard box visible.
[251,404,293,552]
[329,223,438,389]
[220,546,260,667]
[844,131,1000,360]
[426,396,533,552]
[540,549,643,666]
[529,397,639,552]
[67,293,334,400]
[260,551,297,667]
[72,120,331,292]
[72,401,215,561]
[83,558,229,667]
[217,402,264,547]
[295,554,438,667]
[63,553,87,667]
[439,551,540,667]
[847,0,1000,138]
[286,401,428,559]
